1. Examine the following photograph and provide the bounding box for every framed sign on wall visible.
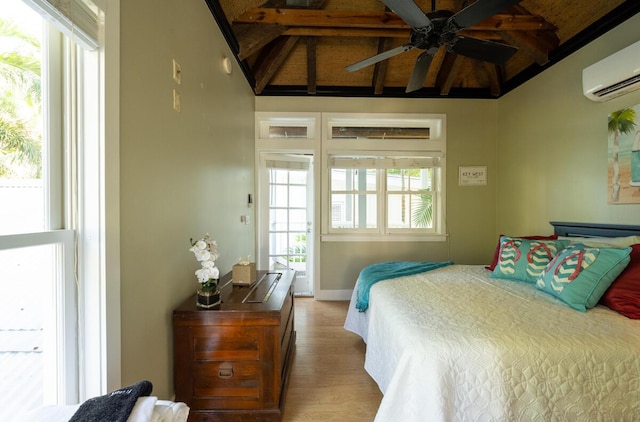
[459,166,487,186]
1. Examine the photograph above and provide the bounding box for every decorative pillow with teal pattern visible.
[536,244,632,312]
[490,236,569,283]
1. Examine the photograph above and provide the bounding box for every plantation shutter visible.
[23,0,103,49]
[329,154,442,169]
[265,154,311,170]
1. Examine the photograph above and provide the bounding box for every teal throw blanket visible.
[356,261,454,312]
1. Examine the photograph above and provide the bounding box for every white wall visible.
[119,0,255,398]
[497,14,640,234]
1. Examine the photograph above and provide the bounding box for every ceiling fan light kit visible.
[346,0,523,93]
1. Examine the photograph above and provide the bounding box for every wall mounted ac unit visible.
[583,39,640,102]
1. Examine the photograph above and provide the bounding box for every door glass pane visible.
[269,232,288,255]
[269,209,288,231]
[289,209,306,231]
[267,165,309,280]
[0,244,56,419]
[270,184,288,207]
[289,185,306,208]
[288,169,307,185]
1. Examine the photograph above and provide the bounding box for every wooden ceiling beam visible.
[499,30,560,65]
[372,38,394,95]
[280,27,553,40]
[283,27,410,38]
[234,9,556,31]
[482,62,501,96]
[307,37,317,95]
[425,46,447,87]
[233,23,288,60]
[253,36,300,94]
[236,9,408,29]
[437,53,464,95]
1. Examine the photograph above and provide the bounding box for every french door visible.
[259,153,314,295]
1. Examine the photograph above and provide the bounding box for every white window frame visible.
[0,19,81,408]
[321,113,446,242]
[0,0,116,406]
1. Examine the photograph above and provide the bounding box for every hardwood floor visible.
[282,298,382,422]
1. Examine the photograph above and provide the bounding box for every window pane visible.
[387,168,433,191]
[331,126,429,139]
[388,193,434,229]
[0,2,44,235]
[0,180,45,234]
[331,193,376,228]
[268,126,307,138]
[0,244,56,418]
[331,168,376,191]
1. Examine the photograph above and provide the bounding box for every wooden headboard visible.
[550,221,640,238]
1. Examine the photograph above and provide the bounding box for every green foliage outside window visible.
[0,18,42,178]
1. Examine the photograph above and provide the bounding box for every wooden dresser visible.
[173,270,296,422]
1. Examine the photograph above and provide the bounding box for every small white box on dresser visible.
[232,263,256,285]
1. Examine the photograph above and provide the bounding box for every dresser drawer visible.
[193,326,261,361]
[192,360,262,400]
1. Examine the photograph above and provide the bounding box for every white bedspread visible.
[344,265,640,422]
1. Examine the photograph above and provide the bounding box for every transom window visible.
[322,113,446,241]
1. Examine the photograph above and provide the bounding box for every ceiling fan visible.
[346,0,523,93]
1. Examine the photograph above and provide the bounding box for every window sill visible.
[320,233,448,242]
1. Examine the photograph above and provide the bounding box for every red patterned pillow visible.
[600,244,640,319]
[486,234,558,271]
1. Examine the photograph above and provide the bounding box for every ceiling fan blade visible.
[448,36,518,64]
[450,0,523,30]
[406,51,433,93]
[380,0,432,29]
[346,44,414,72]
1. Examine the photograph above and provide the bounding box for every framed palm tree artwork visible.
[608,105,640,203]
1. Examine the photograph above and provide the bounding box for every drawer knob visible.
[218,362,234,379]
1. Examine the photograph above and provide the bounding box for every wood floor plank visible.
[283,298,382,422]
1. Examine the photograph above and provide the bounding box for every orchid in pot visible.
[190,233,221,308]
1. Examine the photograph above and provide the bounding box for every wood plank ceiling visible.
[205,0,640,98]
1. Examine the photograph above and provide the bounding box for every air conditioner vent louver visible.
[583,39,640,102]
[593,74,640,98]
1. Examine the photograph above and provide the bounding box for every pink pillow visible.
[486,234,558,271]
[600,244,640,319]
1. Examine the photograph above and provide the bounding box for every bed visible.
[344,222,640,422]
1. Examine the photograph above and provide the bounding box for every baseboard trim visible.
[314,289,352,301]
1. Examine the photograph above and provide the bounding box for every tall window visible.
[0,0,105,416]
[322,113,446,240]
